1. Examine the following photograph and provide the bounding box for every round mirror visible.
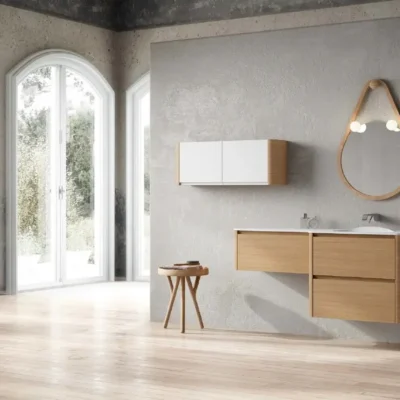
[339,120,400,200]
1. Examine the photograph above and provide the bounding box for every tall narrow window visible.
[7,51,115,294]
[142,92,151,279]
[126,74,150,281]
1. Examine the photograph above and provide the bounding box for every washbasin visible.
[333,227,394,233]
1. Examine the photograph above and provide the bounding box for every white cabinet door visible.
[179,141,222,184]
[223,140,269,184]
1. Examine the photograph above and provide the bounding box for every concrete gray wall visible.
[116,0,400,191]
[0,4,116,290]
[150,17,400,341]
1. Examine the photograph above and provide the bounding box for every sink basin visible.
[333,227,394,233]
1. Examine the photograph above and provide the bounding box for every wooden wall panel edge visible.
[309,233,314,317]
[235,230,239,270]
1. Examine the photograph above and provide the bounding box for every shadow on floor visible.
[348,320,400,344]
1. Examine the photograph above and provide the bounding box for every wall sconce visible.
[350,120,367,133]
[386,120,400,132]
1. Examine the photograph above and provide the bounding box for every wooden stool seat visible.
[158,267,209,277]
[158,266,209,333]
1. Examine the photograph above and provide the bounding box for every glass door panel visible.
[17,67,57,289]
[64,69,99,280]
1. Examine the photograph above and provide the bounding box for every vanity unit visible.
[235,229,400,323]
[178,139,287,186]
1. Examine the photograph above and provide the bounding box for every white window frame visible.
[6,49,115,294]
[126,73,150,282]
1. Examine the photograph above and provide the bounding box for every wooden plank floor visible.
[1,282,400,399]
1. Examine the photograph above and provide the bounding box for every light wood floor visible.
[1,283,400,399]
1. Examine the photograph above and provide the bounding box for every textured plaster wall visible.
[116,0,400,189]
[149,17,400,342]
[0,4,116,290]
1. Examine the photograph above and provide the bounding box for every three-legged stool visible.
[158,266,209,333]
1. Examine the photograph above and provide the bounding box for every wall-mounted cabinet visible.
[235,230,400,324]
[178,139,287,186]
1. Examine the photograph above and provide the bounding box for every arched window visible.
[6,50,115,293]
[126,73,150,281]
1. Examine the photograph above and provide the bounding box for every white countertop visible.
[235,228,400,235]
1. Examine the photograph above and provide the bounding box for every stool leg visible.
[194,276,201,293]
[164,277,180,329]
[167,276,174,293]
[186,276,204,329]
[181,277,185,334]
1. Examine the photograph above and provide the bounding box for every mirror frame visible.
[338,79,400,201]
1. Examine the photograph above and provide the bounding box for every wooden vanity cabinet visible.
[311,234,400,324]
[235,230,400,324]
[235,231,309,274]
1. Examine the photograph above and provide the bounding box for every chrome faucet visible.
[362,213,381,223]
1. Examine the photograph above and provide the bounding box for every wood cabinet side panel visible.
[313,278,395,323]
[268,140,288,185]
[235,231,239,270]
[313,236,395,280]
[237,232,308,274]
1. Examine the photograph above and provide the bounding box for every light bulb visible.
[350,121,361,132]
[386,120,398,131]
[358,124,367,133]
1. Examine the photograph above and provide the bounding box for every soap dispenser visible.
[300,213,309,229]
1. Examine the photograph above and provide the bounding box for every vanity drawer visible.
[313,235,395,279]
[313,278,395,323]
[236,232,309,274]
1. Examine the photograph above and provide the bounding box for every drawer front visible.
[236,232,309,274]
[313,236,395,279]
[313,278,395,323]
